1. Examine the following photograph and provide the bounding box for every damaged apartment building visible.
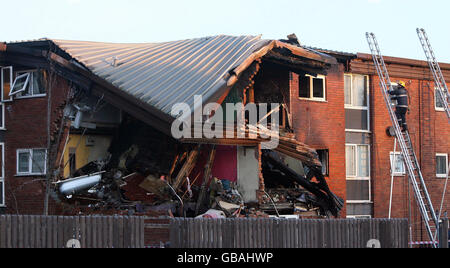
[0,35,344,219]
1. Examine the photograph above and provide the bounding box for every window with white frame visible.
[1,66,13,102]
[436,154,448,178]
[10,70,46,99]
[17,149,47,176]
[299,75,326,101]
[346,144,372,218]
[390,152,406,176]
[346,144,371,202]
[435,88,446,111]
[0,103,4,130]
[0,143,4,207]
[345,74,370,132]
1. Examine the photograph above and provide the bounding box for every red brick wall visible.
[3,74,70,215]
[370,75,450,241]
[289,64,347,218]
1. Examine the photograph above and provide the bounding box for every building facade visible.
[292,50,450,242]
[1,38,449,243]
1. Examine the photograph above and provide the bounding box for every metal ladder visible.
[417,28,450,120]
[366,33,439,247]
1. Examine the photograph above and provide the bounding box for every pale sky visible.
[3,0,450,62]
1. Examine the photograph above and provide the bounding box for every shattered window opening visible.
[317,149,329,177]
[16,149,47,176]
[299,75,326,101]
[69,148,77,177]
[436,154,448,178]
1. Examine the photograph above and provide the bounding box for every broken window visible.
[436,154,448,178]
[317,149,329,176]
[435,88,445,111]
[17,149,47,176]
[11,70,46,98]
[345,74,370,132]
[1,66,13,102]
[390,152,405,176]
[299,75,326,101]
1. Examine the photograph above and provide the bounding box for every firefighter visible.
[389,81,409,132]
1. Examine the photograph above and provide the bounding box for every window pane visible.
[0,144,3,178]
[345,75,352,105]
[346,146,356,177]
[358,145,370,177]
[18,152,30,173]
[11,73,30,96]
[346,109,369,130]
[352,75,368,107]
[2,67,12,101]
[437,155,448,176]
[347,180,370,201]
[436,89,444,108]
[32,149,46,174]
[347,203,373,216]
[32,71,46,95]
[390,153,405,174]
[0,104,3,129]
[299,76,310,98]
[313,78,324,98]
[0,181,3,205]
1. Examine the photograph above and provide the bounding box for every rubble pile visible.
[53,116,343,219]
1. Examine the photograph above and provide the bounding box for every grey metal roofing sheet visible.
[51,35,272,116]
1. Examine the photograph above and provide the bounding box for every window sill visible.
[298,98,327,103]
[437,175,449,179]
[14,94,47,100]
[15,174,46,178]
[391,174,406,177]
[345,106,369,110]
[346,201,374,204]
[345,129,372,134]
[435,108,446,112]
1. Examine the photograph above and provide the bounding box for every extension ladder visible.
[366,32,439,247]
[417,28,450,120]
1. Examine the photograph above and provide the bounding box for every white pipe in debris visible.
[59,173,102,195]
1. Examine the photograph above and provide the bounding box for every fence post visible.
[439,218,449,249]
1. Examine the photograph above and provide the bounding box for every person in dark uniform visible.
[389,81,409,132]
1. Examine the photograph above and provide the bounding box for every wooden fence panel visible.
[0,215,144,248]
[170,218,409,248]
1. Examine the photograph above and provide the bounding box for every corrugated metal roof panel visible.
[52,35,271,116]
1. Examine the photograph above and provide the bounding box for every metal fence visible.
[0,215,145,248]
[170,218,409,248]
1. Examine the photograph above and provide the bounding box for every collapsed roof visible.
[1,35,336,133]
